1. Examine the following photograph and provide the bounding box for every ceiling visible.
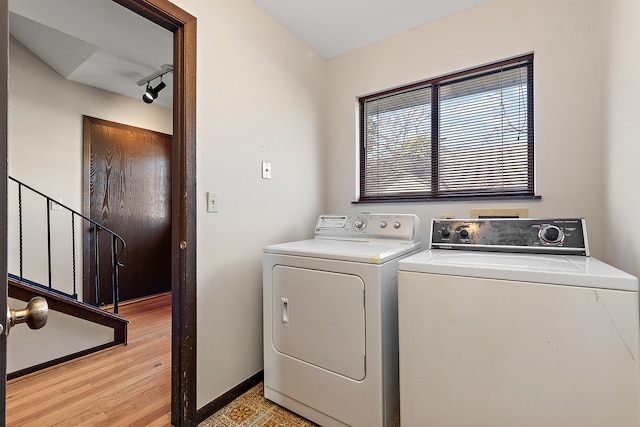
[8,0,489,108]
[8,0,174,108]
[252,0,490,58]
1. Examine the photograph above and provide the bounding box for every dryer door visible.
[272,265,366,380]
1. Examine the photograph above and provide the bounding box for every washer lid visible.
[398,249,638,291]
[264,238,421,264]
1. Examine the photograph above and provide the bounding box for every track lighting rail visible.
[136,64,173,86]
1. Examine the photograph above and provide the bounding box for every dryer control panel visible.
[430,218,589,255]
[315,214,420,242]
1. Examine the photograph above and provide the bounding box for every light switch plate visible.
[262,161,272,179]
[206,192,219,213]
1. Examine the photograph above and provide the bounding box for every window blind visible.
[359,54,534,202]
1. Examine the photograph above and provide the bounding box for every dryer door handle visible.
[281,297,289,324]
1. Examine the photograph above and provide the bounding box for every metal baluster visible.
[111,235,119,315]
[71,214,77,299]
[18,183,24,280]
[94,223,100,307]
[46,198,52,289]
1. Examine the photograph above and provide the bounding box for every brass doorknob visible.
[5,297,48,335]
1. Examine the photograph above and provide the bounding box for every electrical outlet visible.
[206,192,219,213]
[262,161,272,179]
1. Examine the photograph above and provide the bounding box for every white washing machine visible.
[263,214,421,427]
[398,218,640,427]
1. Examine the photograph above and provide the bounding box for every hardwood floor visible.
[6,293,172,426]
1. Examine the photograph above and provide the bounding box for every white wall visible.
[602,0,640,278]
[325,0,606,257]
[8,37,173,296]
[169,0,326,408]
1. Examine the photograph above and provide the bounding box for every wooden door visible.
[83,116,172,305]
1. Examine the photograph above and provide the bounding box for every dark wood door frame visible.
[111,1,197,425]
[1,0,9,423]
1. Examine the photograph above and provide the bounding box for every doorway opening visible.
[114,1,197,424]
[2,0,197,425]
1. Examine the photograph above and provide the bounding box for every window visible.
[358,54,535,202]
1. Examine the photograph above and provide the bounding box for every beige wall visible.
[324,0,606,256]
[170,0,326,408]
[602,0,640,277]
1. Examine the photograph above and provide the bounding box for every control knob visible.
[353,217,366,230]
[393,221,401,229]
[379,221,387,229]
[441,228,450,237]
[540,225,563,244]
[459,229,469,239]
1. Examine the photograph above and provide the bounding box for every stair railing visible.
[8,176,126,315]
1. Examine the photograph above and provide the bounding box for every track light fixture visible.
[142,79,166,104]
[137,64,173,105]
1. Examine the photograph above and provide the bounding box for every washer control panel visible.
[430,218,589,255]
[315,214,420,241]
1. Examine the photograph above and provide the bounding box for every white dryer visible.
[263,214,421,427]
[398,218,640,427]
